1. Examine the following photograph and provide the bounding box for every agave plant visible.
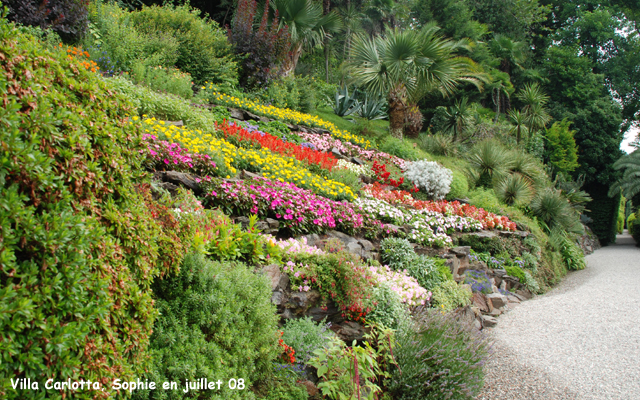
[357,92,387,120]
[496,173,534,205]
[530,188,584,234]
[332,86,361,117]
[467,140,513,188]
[508,150,546,190]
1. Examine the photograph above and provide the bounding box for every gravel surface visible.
[477,232,640,400]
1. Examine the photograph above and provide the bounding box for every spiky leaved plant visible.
[467,140,514,188]
[496,173,534,205]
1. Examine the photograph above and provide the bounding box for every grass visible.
[313,106,390,138]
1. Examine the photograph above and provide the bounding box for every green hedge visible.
[0,19,189,398]
[584,183,620,245]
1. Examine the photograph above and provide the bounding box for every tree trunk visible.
[388,88,406,139]
[283,43,304,76]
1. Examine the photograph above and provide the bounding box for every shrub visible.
[380,136,424,161]
[549,230,586,271]
[229,0,291,88]
[531,188,584,234]
[496,173,534,206]
[522,270,541,293]
[628,212,637,235]
[447,168,469,199]
[404,160,453,200]
[0,22,190,398]
[84,1,180,73]
[281,317,336,367]
[132,253,280,400]
[466,187,504,214]
[328,167,363,195]
[431,281,472,312]
[467,140,513,188]
[380,238,448,292]
[130,62,194,99]
[419,133,458,157]
[380,237,416,267]
[632,212,640,244]
[7,0,89,42]
[504,264,526,283]
[365,282,410,329]
[389,310,490,399]
[130,4,238,87]
[544,119,579,175]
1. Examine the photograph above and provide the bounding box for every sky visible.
[622,126,639,153]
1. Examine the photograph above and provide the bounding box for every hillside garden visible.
[2,0,639,399]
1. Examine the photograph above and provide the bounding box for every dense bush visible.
[380,238,449,292]
[365,283,410,328]
[229,0,290,88]
[404,160,453,200]
[584,183,621,245]
[628,212,637,235]
[389,310,490,399]
[281,317,336,366]
[130,4,238,87]
[380,136,424,161]
[132,253,280,400]
[431,281,472,312]
[6,0,89,42]
[0,21,190,398]
[129,62,194,99]
[447,168,469,199]
[632,212,640,244]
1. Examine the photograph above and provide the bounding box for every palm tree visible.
[338,3,361,61]
[442,97,474,142]
[349,24,482,138]
[609,150,640,199]
[508,109,528,144]
[516,83,551,134]
[273,0,340,75]
[489,35,526,76]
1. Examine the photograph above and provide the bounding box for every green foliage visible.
[419,133,459,158]
[530,188,584,235]
[496,173,534,206]
[85,1,181,73]
[467,187,503,213]
[130,4,238,87]
[611,149,640,200]
[389,310,490,399]
[281,317,336,365]
[548,230,586,271]
[467,140,513,188]
[379,136,424,161]
[504,264,526,283]
[628,213,637,235]
[134,253,280,400]
[380,238,448,292]
[332,85,361,117]
[328,168,363,195]
[585,183,621,245]
[447,169,469,199]
[365,283,410,329]
[522,269,541,293]
[544,119,579,174]
[130,62,194,99]
[632,212,640,244]
[430,281,472,312]
[107,76,231,127]
[0,22,191,398]
[256,366,309,400]
[380,237,415,267]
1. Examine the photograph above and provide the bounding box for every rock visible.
[242,170,263,180]
[350,157,365,165]
[469,261,490,272]
[450,246,471,257]
[271,291,284,306]
[162,120,184,127]
[359,239,375,252]
[300,381,319,397]
[266,218,280,230]
[331,321,369,343]
[507,295,521,304]
[454,305,477,327]
[445,256,460,277]
[308,303,342,323]
[228,107,245,120]
[474,319,482,330]
[472,292,493,313]
[280,309,294,320]
[235,216,251,229]
[360,175,375,184]
[255,220,270,232]
[503,276,522,291]
[330,147,347,160]
[486,293,508,309]
[261,264,290,291]
[499,230,529,238]
[489,308,503,317]
[481,315,498,328]
[161,171,201,194]
[491,268,507,278]
[469,230,499,239]
[512,292,527,302]
[515,289,533,300]
[383,224,402,234]
[154,181,179,197]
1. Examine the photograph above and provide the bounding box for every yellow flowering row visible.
[141,118,357,201]
[202,84,372,149]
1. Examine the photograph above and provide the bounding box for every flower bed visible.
[364,183,517,231]
[368,265,432,306]
[202,177,379,236]
[140,117,356,201]
[355,197,483,247]
[219,120,338,171]
[204,87,372,149]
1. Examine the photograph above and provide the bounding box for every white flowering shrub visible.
[404,160,453,200]
[335,159,373,177]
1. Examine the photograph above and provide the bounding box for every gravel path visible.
[477,232,640,399]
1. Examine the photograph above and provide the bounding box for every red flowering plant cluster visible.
[217,120,338,171]
[363,183,517,231]
[278,331,296,364]
[371,161,404,187]
[282,246,376,324]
